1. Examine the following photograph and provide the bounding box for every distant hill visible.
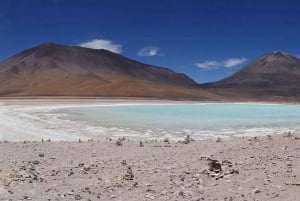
[0,43,218,100]
[2,44,300,101]
[200,51,300,101]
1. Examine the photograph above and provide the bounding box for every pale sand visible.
[0,134,299,201]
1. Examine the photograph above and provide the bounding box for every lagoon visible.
[55,103,300,140]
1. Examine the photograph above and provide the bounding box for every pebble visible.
[253,188,261,194]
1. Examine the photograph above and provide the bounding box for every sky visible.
[1,0,300,83]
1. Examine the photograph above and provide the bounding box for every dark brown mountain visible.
[201,51,300,101]
[0,43,219,99]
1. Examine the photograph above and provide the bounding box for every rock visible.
[38,153,44,157]
[284,132,293,138]
[216,137,222,142]
[123,166,134,180]
[116,139,123,146]
[184,135,192,143]
[110,195,117,199]
[208,158,222,172]
[133,182,138,187]
[75,194,82,200]
[139,141,144,147]
[121,160,127,166]
[32,160,40,165]
[178,191,184,196]
[253,188,261,194]
[163,138,170,143]
[285,181,300,186]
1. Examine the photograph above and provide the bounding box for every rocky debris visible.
[208,158,222,172]
[163,138,170,143]
[121,160,127,166]
[116,137,126,146]
[253,188,261,194]
[202,158,238,179]
[216,137,222,142]
[123,166,134,180]
[75,194,82,200]
[284,131,293,138]
[179,135,194,144]
[38,153,44,157]
[285,181,300,186]
[0,133,299,200]
[4,162,43,187]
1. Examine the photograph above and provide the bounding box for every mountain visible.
[201,51,300,101]
[0,43,217,99]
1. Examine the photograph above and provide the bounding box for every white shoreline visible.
[0,99,299,141]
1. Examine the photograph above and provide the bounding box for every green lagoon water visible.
[57,103,300,139]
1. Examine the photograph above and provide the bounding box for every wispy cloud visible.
[78,39,122,53]
[195,57,247,70]
[223,58,247,67]
[138,46,160,57]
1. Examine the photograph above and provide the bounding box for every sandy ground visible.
[0,134,299,201]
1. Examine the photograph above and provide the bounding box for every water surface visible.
[55,103,300,140]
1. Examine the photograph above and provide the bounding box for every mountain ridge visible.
[0,43,218,100]
[1,43,300,101]
[200,51,300,101]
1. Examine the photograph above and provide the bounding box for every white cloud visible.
[78,39,122,53]
[195,57,247,70]
[223,58,247,67]
[138,46,160,56]
[195,61,219,70]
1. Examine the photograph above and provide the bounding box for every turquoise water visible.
[56,103,300,139]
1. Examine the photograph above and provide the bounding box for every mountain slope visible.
[201,51,300,100]
[0,43,218,99]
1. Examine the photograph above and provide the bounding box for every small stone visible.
[208,158,222,172]
[253,188,261,194]
[32,160,40,165]
[123,166,134,180]
[121,160,127,166]
[75,194,82,200]
[116,139,122,146]
[38,153,44,157]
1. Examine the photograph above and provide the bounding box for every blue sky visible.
[1,0,300,83]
